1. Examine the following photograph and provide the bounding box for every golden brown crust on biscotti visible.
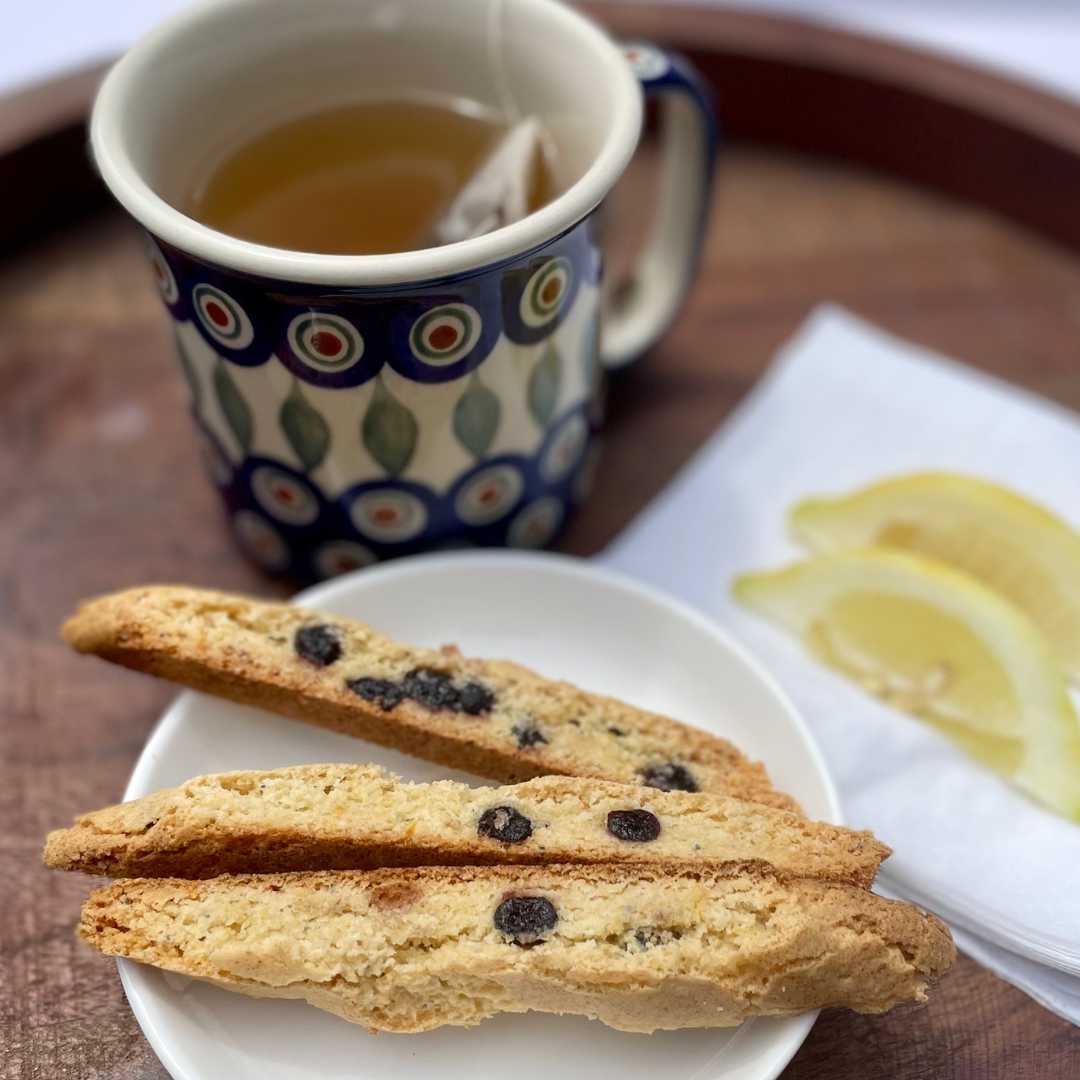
[79,863,954,1033]
[62,586,798,810]
[44,763,887,883]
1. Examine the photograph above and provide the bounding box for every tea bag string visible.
[428,0,546,245]
[486,0,521,124]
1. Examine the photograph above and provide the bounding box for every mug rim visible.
[90,0,642,287]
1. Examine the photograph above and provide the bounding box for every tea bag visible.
[429,117,548,245]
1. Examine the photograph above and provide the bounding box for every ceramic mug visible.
[90,0,715,581]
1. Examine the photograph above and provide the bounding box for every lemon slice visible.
[733,549,1080,819]
[790,472,1080,681]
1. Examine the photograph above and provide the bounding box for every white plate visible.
[118,550,840,1080]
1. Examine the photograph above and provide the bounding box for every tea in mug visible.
[185,99,558,255]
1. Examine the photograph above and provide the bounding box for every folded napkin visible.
[601,305,1080,1024]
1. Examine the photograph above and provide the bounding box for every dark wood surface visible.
[5,5,1080,1079]
[585,1,1080,257]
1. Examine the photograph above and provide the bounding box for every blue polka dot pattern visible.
[187,272,272,366]
[340,478,445,548]
[499,228,590,346]
[235,456,327,524]
[144,236,189,321]
[387,282,502,383]
[276,303,387,388]
[147,212,604,582]
[449,454,532,542]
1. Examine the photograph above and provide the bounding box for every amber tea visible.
[185,99,557,255]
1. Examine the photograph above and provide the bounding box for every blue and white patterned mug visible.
[90,0,715,580]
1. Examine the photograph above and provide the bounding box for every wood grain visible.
[5,6,1080,1078]
[584,2,1080,256]
[17,3,1080,256]
[5,143,1079,1080]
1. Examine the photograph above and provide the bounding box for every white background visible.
[8,1,1080,105]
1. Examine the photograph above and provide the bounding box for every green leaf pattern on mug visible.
[528,343,562,429]
[173,329,201,411]
[280,380,331,471]
[213,359,253,455]
[362,377,418,476]
[452,373,501,459]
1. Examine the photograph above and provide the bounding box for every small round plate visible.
[119,550,839,1080]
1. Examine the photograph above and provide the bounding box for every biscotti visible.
[80,863,954,1033]
[44,763,887,884]
[62,586,797,810]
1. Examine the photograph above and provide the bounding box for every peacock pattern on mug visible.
[149,223,605,580]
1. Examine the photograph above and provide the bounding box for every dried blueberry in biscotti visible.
[512,724,548,749]
[402,668,461,710]
[607,809,661,843]
[77,864,955,1031]
[478,806,534,844]
[293,624,342,667]
[346,668,495,716]
[61,586,799,811]
[46,764,890,886]
[493,895,558,945]
[347,677,406,711]
[457,681,496,716]
[640,762,699,793]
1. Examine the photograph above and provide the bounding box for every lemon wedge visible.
[733,549,1080,819]
[790,472,1080,681]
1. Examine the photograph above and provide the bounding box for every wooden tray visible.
[4,5,1079,1077]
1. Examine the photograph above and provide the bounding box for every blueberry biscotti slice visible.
[44,763,887,884]
[79,863,954,1033]
[62,586,797,810]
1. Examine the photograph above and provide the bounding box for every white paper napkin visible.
[601,305,1080,1024]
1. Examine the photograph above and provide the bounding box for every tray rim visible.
[5,4,1080,255]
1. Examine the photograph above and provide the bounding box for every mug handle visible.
[601,42,718,369]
